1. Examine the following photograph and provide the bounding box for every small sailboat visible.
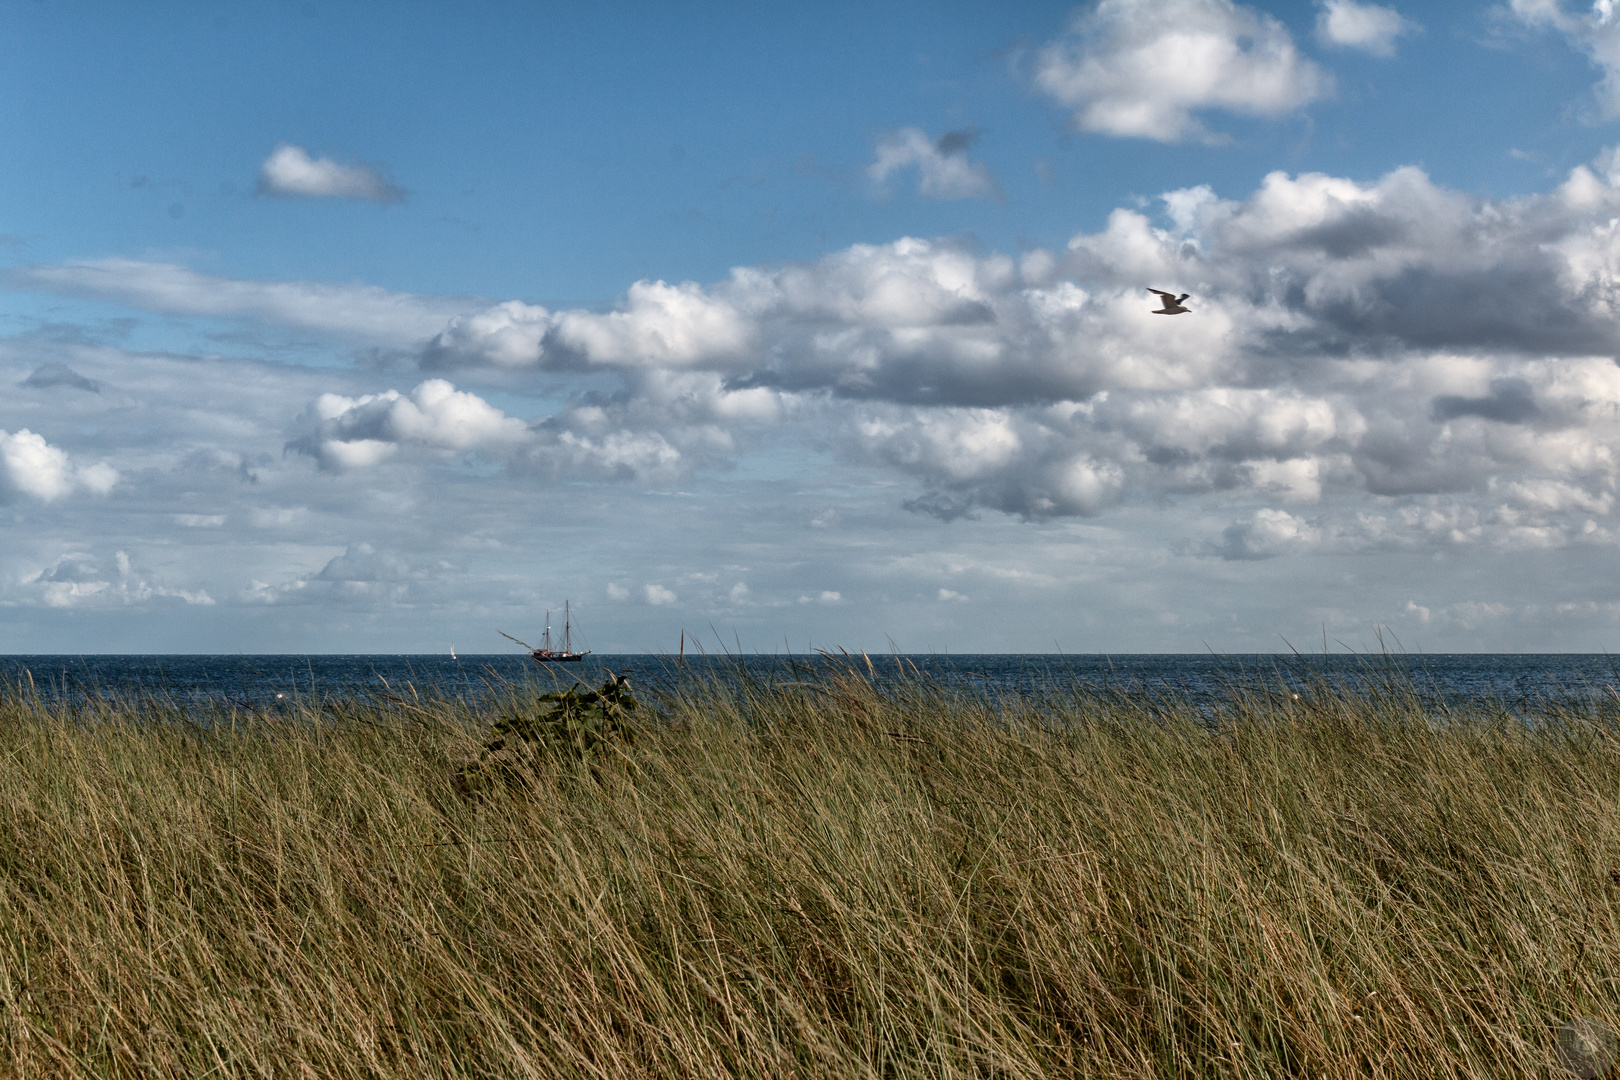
[450,643,457,661]
[531,601,590,662]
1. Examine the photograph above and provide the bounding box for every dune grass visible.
[0,658,1617,1077]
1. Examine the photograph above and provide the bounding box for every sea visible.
[2,653,1620,715]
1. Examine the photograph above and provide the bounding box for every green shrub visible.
[491,670,636,757]
[459,671,638,796]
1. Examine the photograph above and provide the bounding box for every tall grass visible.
[0,659,1617,1077]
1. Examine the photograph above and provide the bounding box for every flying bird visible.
[1149,288,1191,315]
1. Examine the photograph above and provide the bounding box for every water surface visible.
[2,653,1617,713]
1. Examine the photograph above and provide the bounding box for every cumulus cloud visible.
[0,429,117,502]
[868,127,999,200]
[1032,0,1331,142]
[242,544,427,605]
[1315,0,1417,56]
[287,379,528,470]
[1508,0,1620,115]
[429,238,1086,402]
[855,405,1125,520]
[172,143,1615,551]
[395,154,1620,531]
[423,280,755,370]
[1213,508,1322,559]
[7,259,470,346]
[19,550,211,608]
[257,143,405,202]
[517,368,786,482]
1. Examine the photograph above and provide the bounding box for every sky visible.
[8,0,1620,654]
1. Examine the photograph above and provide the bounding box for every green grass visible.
[0,659,1617,1077]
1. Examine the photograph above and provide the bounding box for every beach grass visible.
[0,658,1617,1077]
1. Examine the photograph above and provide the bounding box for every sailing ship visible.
[531,601,590,662]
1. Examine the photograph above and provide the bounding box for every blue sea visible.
[2,653,1619,713]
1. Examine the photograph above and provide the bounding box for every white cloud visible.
[239,544,430,606]
[425,281,754,370]
[18,550,211,609]
[257,143,405,202]
[392,151,1620,533]
[1214,508,1323,560]
[1509,0,1620,115]
[644,583,677,605]
[552,280,755,368]
[1032,0,1331,142]
[854,405,1126,520]
[11,298,1620,651]
[1315,0,1417,56]
[509,369,785,483]
[7,259,469,346]
[0,429,117,502]
[288,379,528,471]
[421,300,554,368]
[31,147,1620,602]
[868,127,999,200]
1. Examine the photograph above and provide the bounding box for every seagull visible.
[1149,288,1191,315]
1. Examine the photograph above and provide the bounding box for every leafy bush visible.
[488,671,637,759]
[458,671,637,797]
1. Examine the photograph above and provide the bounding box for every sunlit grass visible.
[0,658,1616,1077]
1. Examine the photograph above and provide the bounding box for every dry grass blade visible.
[0,664,1614,1077]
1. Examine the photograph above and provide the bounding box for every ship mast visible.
[564,601,572,654]
[542,610,552,654]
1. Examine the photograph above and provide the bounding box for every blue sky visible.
[8,0,1620,653]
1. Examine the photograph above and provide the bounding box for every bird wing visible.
[1148,288,1174,299]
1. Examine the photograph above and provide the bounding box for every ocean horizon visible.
[5,652,1620,711]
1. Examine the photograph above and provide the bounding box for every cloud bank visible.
[395,152,1620,553]
[20,148,1620,588]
